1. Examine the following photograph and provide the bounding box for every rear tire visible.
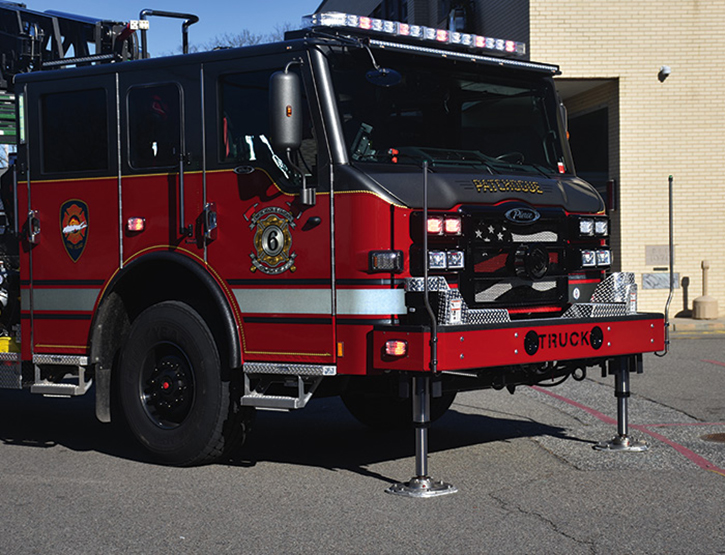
[118,301,244,466]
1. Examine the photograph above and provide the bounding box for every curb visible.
[670,317,725,334]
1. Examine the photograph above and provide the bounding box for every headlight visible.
[594,219,608,236]
[579,218,594,236]
[429,251,447,270]
[446,250,465,270]
[444,216,462,235]
[427,216,444,235]
[596,250,611,266]
[581,250,596,267]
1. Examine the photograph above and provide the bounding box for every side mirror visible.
[269,70,302,152]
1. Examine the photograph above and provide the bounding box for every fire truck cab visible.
[0,9,665,472]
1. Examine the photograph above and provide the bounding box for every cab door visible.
[119,67,204,269]
[203,55,335,365]
[23,74,119,357]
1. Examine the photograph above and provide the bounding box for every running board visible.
[30,354,92,397]
[240,363,335,410]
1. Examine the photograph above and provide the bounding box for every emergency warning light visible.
[384,339,407,357]
[303,12,526,57]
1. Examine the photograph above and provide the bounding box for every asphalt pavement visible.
[0,330,723,554]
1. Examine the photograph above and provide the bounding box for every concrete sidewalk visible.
[670,315,725,334]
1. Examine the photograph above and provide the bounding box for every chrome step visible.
[241,392,310,410]
[30,381,92,397]
[30,355,92,397]
[240,372,324,410]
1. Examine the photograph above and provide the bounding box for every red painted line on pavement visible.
[702,359,725,368]
[530,385,725,477]
[531,386,616,424]
[631,424,725,477]
[643,422,725,428]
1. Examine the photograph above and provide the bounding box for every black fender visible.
[90,251,242,422]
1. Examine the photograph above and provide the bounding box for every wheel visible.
[118,301,247,466]
[341,378,456,430]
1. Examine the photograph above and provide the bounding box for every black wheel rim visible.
[139,341,195,429]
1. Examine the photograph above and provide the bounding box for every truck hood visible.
[346,164,605,214]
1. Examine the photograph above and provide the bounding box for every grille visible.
[461,206,568,311]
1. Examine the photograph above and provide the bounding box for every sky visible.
[22,1,324,55]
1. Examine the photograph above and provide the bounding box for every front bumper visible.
[373,312,664,372]
[373,272,665,372]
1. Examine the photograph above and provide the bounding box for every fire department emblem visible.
[60,199,89,262]
[249,206,296,274]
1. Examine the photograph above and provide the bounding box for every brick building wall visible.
[530,0,725,315]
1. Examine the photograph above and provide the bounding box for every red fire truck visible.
[0,6,665,493]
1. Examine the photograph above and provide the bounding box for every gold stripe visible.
[35,344,88,350]
[245,350,332,357]
[22,175,115,185]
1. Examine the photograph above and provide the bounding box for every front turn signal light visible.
[369,250,404,273]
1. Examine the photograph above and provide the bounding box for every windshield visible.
[329,48,567,175]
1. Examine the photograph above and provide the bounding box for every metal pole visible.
[594,357,648,452]
[421,161,438,373]
[656,175,674,356]
[412,375,429,478]
[386,373,456,497]
[139,9,199,57]
[615,366,629,438]
[386,161,456,498]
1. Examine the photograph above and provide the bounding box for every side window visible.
[128,84,181,169]
[219,70,317,185]
[41,88,108,173]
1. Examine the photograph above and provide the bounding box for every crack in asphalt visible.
[487,486,598,554]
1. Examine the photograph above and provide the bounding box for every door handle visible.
[28,209,40,244]
[203,202,217,241]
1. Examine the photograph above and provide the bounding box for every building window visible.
[568,108,609,196]
[442,0,475,32]
[128,84,182,169]
[41,89,108,173]
[373,0,408,22]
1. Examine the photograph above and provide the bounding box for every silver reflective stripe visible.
[233,288,406,315]
[234,289,332,314]
[336,288,406,315]
[23,288,100,312]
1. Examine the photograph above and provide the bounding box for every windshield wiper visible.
[487,158,552,178]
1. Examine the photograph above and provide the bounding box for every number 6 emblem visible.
[249,206,296,274]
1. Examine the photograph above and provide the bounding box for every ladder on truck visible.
[0,1,142,91]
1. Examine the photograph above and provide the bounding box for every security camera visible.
[658,65,671,82]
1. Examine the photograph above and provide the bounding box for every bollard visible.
[693,260,719,319]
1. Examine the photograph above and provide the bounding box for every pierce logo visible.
[60,200,89,262]
[505,207,540,225]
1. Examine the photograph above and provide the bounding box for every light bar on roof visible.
[302,11,526,57]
